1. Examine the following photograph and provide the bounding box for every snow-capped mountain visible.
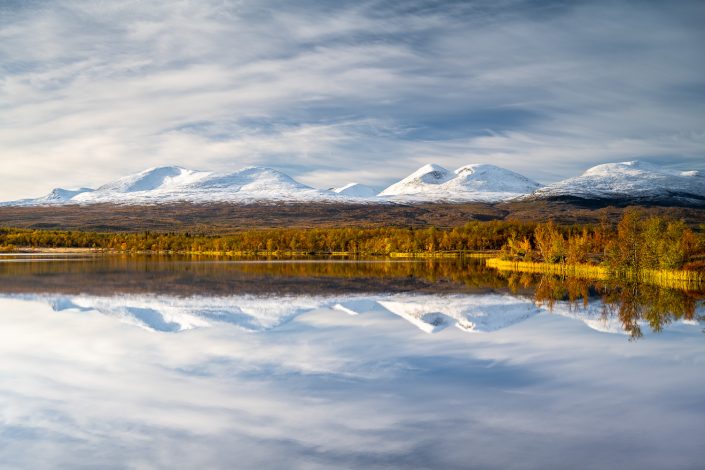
[2,160,703,207]
[379,163,542,202]
[529,161,705,205]
[68,166,339,204]
[0,187,95,206]
[2,166,374,206]
[1,162,541,206]
[330,183,378,198]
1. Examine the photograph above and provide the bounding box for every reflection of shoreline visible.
[3,248,102,254]
[487,258,705,290]
[0,257,509,297]
[1,257,702,340]
[3,291,702,338]
[528,275,705,339]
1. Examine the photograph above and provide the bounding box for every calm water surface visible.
[0,255,703,469]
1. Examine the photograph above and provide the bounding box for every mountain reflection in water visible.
[1,254,704,469]
[0,255,702,339]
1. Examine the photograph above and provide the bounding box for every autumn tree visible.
[534,220,565,263]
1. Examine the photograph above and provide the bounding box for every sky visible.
[1,0,704,200]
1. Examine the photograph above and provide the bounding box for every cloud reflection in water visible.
[0,294,704,469]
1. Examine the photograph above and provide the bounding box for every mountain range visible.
[2,160,703,207]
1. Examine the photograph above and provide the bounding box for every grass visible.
[485,258,610,279]
[485,258,705,290]
[639,268,705,288]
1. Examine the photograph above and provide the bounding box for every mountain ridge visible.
[527,160,705,206]
[1,160,703,207]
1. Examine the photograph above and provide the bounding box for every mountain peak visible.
[379,164,452,197]
[583,160,661,176]
[449,164,542,194]
[532,160,705,205]
[580,160,699,178]
[44,187,95,201]
[380,162,539,201]
[454,163,497,175]
[331,183,378,198]
[409,163,452,182]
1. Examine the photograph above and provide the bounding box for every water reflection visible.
[0,255,704,469]
[508,273,705,339]
[0,255,702,338]
[0,255,507,296]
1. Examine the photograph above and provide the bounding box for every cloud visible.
[0,0,703,199]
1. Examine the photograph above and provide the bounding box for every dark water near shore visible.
[0,254,703,469]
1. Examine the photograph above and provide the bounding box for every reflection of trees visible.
[506,272,535,294]
[2,255,703,339]
[507,273,595,307]
[602,282,701,340]
[0,255,509,297]
[530,274,704,340]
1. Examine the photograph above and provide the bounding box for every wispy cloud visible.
[0,0,703,199]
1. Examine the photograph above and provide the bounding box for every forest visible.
[500,208,704,273]
[0,220,532,255]
[1,209,703,274]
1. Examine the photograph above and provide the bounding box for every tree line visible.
[1,210,703,271]
[501,208,704,272]
[0,221,531,254]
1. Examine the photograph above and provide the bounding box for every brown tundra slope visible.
[0,200,703,232]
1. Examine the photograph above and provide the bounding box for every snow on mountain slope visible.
[70,166,347,204]
[2,166,383,206]
[452,164,542,193]
[0,187,95,206]
[379,163,453,197]
[530,161,705,204]
[379,163,541,202]
[42,187,95,201]
[3,160,703,206]
[93,166,210,193]
[330,183,378,198]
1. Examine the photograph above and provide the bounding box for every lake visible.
[0,254,703,469]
